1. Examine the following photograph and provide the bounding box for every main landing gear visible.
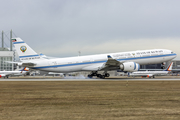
[87,71,110,79]
[3,76,9,79]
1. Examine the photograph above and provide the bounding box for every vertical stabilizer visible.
[164,62,173,71]
[12,38,42,61]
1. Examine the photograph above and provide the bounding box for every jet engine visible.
[120,62,140,72]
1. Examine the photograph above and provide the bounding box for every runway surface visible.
[1,77,180,81]
[1,77,180,119]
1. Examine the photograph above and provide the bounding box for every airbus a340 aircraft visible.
[129,62,173,78]
[0,67,29,78]
[12,38,177,78]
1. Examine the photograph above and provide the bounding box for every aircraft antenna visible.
[78,51,81,56]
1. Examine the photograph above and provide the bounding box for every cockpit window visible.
[171,52,173,54]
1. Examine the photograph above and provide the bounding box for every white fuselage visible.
[0,71,27,77]
[130,71,169,77]
[27,49,176,73]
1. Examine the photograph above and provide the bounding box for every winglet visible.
[107,55,112,58]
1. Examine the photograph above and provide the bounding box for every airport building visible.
[0,48,14,71]
[140,60,180,73]
[140,63,161,69]
[0,30,14,71]
[172,60,180,69]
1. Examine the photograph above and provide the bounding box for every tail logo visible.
[20,46,27,53]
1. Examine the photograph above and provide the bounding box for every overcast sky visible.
[0,0,180,59]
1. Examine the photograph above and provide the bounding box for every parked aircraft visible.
[12,38,177,78]
[129,62,173,78]
[0,67,29,78]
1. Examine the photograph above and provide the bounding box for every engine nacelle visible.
[120,62,140,72]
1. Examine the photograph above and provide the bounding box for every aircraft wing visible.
[82,63,105,71]
[82,55,120,71]
[100,55,120,71]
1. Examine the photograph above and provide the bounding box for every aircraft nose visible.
[173,53,177,58]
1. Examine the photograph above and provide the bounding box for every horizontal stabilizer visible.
[22,63,36,67]
[4,61,35,67]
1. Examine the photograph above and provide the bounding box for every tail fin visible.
[12,38,42,61]
[19,67,29,73]
[22,67,29,71]
[164,62,173,71]
[15,67,29,71]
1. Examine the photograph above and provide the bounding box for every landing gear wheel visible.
[97,74,101,77]
[161,66,165,69]
[91,71,97,76]
[99,75,105,79]
[87,75,93,78]
[105,73,110,77]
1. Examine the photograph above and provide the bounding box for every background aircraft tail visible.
[21,67,29,71]
[12,38,44,61]
[15,67,29,71]
[20,67,29,73]
[164,62,173,71]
